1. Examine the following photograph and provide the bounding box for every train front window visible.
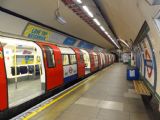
[44,46,55,68]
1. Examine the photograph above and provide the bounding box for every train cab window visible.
[70,55,77,64]
[44,46,55,68]
[62,55,69,65]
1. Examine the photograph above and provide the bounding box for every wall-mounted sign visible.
[23,24,52,41]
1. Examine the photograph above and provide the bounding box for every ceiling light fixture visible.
[106,34,119,48]
[82,6,94,18]
[76,0,82,4]
[100,26,105,31]
[104,31,109,35]
[93,18,100,26]
[111,39,120,48]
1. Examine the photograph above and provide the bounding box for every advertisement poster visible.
[23,24,52,41]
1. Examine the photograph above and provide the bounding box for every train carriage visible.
[106,53,110,66]
[80,49,91,75]
[92,51,99,71]
[59,47,78,84]
[71,47,85,78]
[36,42,64,90]
[97,52,103,70]
[0,35,115,119]
[108,54,111,64]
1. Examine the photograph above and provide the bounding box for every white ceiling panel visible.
[0,0,114,49]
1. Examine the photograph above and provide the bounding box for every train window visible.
[44,46,55,68]
[62,55,69,65]
[70,55,77,64]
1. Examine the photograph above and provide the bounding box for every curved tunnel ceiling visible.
[0,0,115,49]
[0,0,148,50]
[95,0,145,44]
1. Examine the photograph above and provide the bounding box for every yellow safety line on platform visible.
[23,67,111,120]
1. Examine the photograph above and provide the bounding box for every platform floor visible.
[30,63,152,120]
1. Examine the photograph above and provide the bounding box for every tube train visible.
[0,35,115,119]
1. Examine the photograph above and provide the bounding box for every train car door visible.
[90,52,95,72]
[93,52,98,71]
[97,53,102,69]
[80,49,91,75]
[0,43,8,110]
[36,42,63,91]
[72,48,85,78]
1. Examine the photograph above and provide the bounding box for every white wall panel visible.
[0,11,28,35]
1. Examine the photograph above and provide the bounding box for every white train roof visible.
[80,49,88,54]
[59,47,75,54]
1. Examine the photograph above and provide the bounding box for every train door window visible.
[62,55,69,65]
[70,55,77,64]
[44,46,55,68]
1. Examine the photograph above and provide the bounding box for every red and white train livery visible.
[0,36,115,119]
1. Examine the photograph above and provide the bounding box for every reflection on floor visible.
[31,63,152,120]
[8,78,43,107]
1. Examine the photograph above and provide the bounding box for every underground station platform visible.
[11,64,155,120]
[1,0,160,120]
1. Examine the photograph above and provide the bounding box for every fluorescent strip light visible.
[76,0,82,4]
[100,26,105,31]
[93,18,100,26]
[107,35,119,48]
[111,39,119,48]
[104,31,109,35]
[82,6,94,18]
[108,35,112,39]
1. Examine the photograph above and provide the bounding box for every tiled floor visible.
[31,63,152,120]
[8,78,43,107]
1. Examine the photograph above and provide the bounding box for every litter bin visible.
[127,66,139,80]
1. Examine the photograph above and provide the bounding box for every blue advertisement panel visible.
[77,41,95,49]
[63,37,77,46]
